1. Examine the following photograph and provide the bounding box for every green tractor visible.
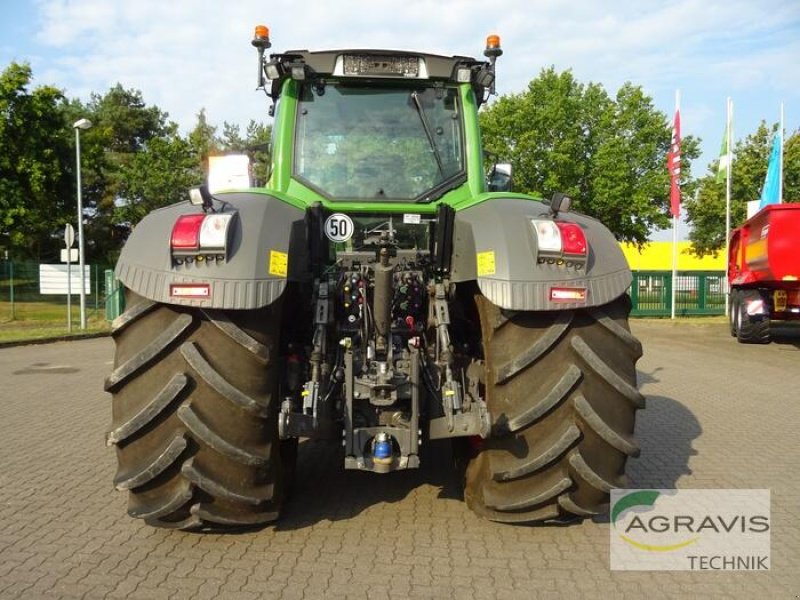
[105,27,644,530]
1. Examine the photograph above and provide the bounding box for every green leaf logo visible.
[612,490,700,552]
[612,490,660,527]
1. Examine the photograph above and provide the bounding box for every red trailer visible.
[728,203,800,343]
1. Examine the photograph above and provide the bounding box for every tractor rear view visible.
[105,27,644,530]
[728,203,800,343]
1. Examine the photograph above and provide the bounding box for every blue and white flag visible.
[759,132,782,208]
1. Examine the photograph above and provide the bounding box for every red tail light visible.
[170,214,206,250]
[170,212,235,263]
[556,222,587,256]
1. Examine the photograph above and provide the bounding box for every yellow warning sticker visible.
[269,250,288,277]
[476,251,496,276]
[774,290,787,312]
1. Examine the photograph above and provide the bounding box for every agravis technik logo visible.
[612,490,700,552]
[610,489,770,571]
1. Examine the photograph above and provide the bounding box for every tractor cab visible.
[251,28,504,204]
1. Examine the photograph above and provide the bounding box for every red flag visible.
[667,109,681,218]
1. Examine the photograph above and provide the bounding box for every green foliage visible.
[188,108,218,165]
[0,60,277,263]
[70,85,188,262]
[188,111,272,186]
[685,123,800,256]
[785,131,800,199]
[0,62,74,259]
[480,67,700,245]
[244,121,272,186]
[116,125,199,225]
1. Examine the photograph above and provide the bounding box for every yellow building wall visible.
[620,242,725,271]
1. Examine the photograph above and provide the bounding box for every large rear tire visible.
[105,291,287,530]
[735,289,771,344]
[465,294,644,523]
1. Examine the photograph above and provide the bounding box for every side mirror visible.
[550,192,572,217]
[488,162,513,192]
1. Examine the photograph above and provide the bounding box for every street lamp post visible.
[73,118,92,330]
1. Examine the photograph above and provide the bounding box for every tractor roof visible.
[279,49,480,80]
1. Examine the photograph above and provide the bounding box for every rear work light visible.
[531,218,588,265]
[532,219,562,253]
[170,212,235,263]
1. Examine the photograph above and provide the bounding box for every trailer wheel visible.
[105,290,287,530]
[464,294,644,523]
[729,290,740,337]
[735,289,771,344]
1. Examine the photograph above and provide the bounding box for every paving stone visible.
[0,326,797,599]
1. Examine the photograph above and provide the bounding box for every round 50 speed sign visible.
[324,213,354,242]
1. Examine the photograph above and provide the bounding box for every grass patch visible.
[0,317,110,343]
[0,301,111,343]
[0,298,110,320]
[634,315,728,325]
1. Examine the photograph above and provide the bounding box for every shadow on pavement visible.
[279,394,702,530]
[636,366,663,386]
[275,437,459,531]
[626,394,701,490]
[770,322,800,349]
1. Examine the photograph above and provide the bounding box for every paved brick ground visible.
[0,321,798,599]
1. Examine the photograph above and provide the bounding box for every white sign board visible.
[61,249,79,262]
[39,264,90,295]
[64,224,75,248]
[207,154,251,193]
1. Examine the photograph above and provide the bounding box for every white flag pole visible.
[724,97,733,317]
[779,102,784,204]
[671,89,680,320]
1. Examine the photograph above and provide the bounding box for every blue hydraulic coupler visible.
[375,440,392,459]
[373,432,393,464]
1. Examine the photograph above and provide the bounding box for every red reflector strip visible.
[550,287,587,302]
[556,222,587,256]
[171,214,206,249]
[170,283,211,298]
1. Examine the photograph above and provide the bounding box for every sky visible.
[2,0,799,240]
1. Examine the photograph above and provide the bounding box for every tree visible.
[785,131,800,199]
[0,65,275,262]
[79,86,174,260]
[217,119,272,187]
[684,123,800,256]
[243,120,272,187]
[188,108,220,167]
[480,68,700,245]
[0,62,74,260]
[116,123,198,226]
[62,85,206,262]
[220,121,246,150]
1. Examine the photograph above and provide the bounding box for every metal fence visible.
[2,262,726,322]
[0,260,114,323]
[630,271,726,316]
